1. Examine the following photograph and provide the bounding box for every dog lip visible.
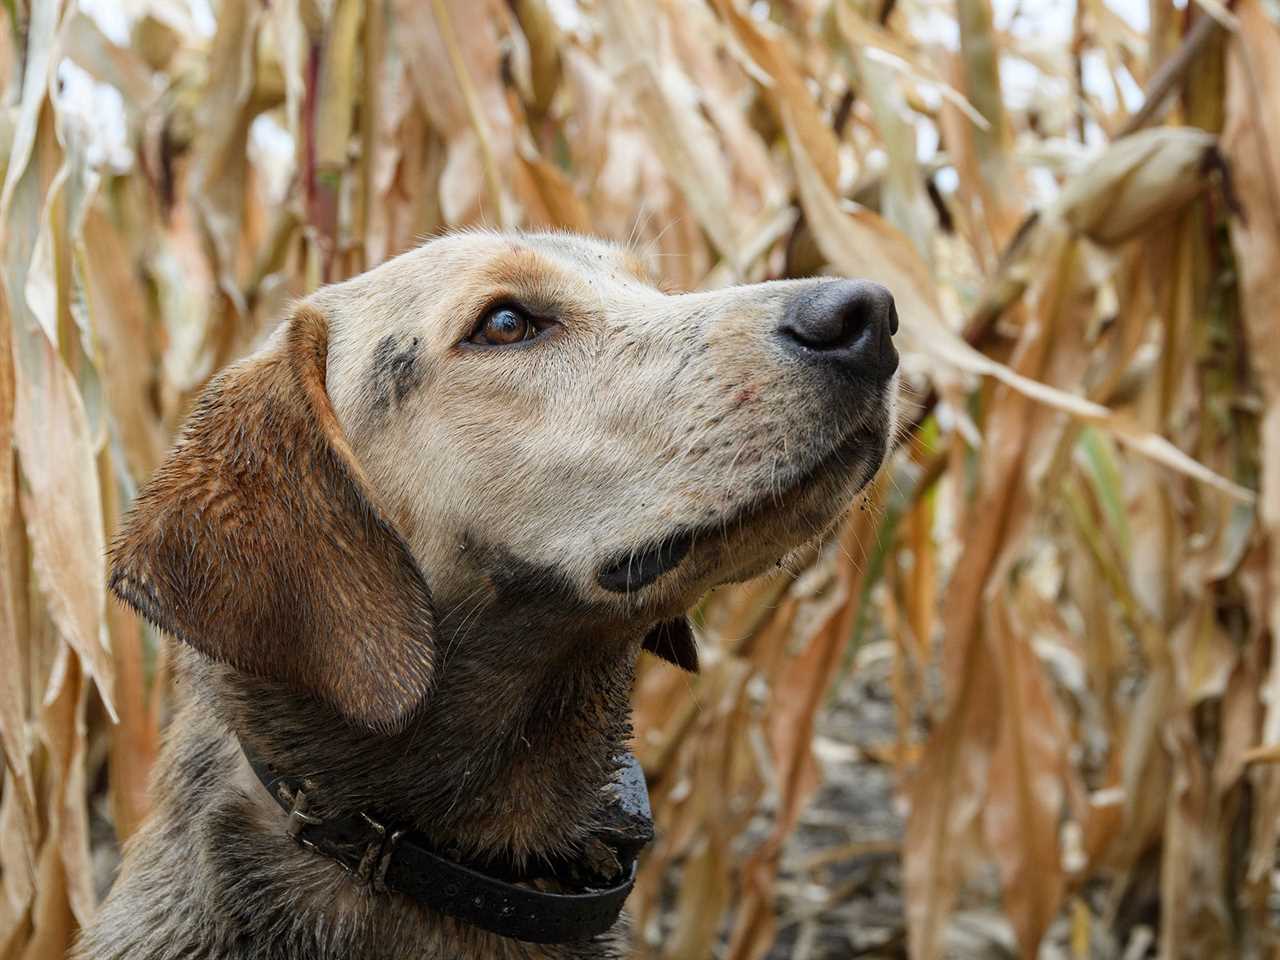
[596,531,695,594]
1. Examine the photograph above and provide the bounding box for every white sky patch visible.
[910,5,961,50]
[915,117,940,163]
[1082,49,1121,113]
[546,0,587,34]
[78,0,131,43]
[1027,166,1061,204]
[1113,0,1152,30]
[996,0,1075,41]
[55,59,133,173]
[249,113,297,207]
[187,0,217,38]
[1115,63,1145,112]
[999,55,1042,111]
[83,0,216,42]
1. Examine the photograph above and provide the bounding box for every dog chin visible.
[685,467,879,594]
[715,423,889,574]
[708,499,854,587]
[595,413,892,599]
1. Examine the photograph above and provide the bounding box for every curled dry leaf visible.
[0,282,35,875]
[393,0,517,227]
[983,596,1071,958]
[1050,127,1218,247]
[188,0,265,310]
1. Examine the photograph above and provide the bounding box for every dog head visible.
[111,231,897,731]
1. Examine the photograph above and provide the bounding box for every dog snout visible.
[777,280,899,379]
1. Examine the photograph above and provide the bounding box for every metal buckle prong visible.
[354,813,388,884]
[353,814,405,890]
[282,780,324,839]
[374,827,405,891]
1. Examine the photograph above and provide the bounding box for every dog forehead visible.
[520,231,651,281]
[393,230,645,283]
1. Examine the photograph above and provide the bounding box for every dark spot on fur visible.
[461,537,587,614]
[369,334,426,419]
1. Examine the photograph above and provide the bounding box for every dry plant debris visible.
[0,0,1278,958]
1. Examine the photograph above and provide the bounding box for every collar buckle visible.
[354,814,405,889]
[352,812,387,884]
[282,779,323,839]
[280,780,400,889]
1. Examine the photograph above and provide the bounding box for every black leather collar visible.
[241,742,654,944]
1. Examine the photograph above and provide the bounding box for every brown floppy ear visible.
[109,307,435,732]
[642,617,699,672]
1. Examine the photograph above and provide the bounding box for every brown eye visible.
[471,306,532,346]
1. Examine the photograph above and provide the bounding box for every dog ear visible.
[109,307,435,732]
[641,617,699,672]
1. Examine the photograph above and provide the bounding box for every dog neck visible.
[198,618,643,867]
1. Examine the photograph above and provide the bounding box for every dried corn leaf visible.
[903,636,999,960]
[709,0,841,191]
[188,0,265,308]
[1223,0,1280,900]
[393,0,517,226]
[60,12,157,111]
[727,506,876,960]
[983,596,1070,957]
[0,282,34,873]
[599,0,747,268]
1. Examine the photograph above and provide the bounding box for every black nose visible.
[778,280,899,378]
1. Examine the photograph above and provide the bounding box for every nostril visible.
[779,279,897,354]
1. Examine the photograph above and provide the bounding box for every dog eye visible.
[470,306,536,346]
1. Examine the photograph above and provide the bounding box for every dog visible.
[76,231,898,960]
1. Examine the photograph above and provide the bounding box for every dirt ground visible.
[763,650,911,960]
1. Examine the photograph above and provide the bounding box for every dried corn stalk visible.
[0,1,1277,959]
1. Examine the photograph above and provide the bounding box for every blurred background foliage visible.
[1,0,1279,957]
